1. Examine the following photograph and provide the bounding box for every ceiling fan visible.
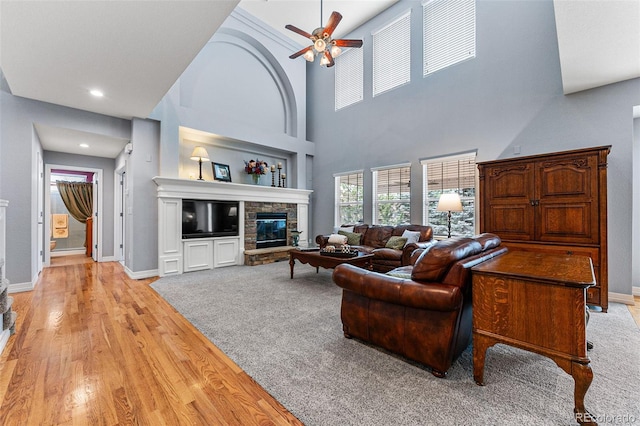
[285,7,363,68]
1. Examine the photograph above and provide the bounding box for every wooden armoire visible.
[477,146,610,311]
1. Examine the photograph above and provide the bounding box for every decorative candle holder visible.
[281,174,286,188]
[271,170,276,187]
[277,163,282,188]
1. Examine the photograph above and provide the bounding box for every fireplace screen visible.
[256,212,287,248]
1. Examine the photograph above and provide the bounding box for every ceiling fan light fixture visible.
[314,38,326,52]
[330,44,342,58]
[319,55,330,66]
[303,50,315,62]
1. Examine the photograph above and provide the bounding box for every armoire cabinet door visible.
[481,162,535,240]
[535,153,599,244]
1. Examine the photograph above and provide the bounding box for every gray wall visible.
[43,151,117,258]
[150,8,314,189]
[126,118,160,273]
[307,0,640,295]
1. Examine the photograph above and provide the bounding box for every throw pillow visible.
[328,234,348,245]
[385,236,408,250]
[401,230,421,247]
[333,225,355,234]
[338,230,362,245]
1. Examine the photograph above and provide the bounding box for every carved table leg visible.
[572,362,597,425]
[473,334,492,386]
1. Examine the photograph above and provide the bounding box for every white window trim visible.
[334,170,364,227]
[421,151,477,237]
[371,163,412,225]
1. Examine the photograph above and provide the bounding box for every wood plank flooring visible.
[0,259,302,426]
[1,256,638,425]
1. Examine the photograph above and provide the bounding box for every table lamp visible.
[437,193,463,238]
[190,147,210,181]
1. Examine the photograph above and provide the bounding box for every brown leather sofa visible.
[316,224,433,272]
[332,233,507,378]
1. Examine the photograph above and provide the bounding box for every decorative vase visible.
[251,174,261,185]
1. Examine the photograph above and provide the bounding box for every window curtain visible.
[56,181,93,223]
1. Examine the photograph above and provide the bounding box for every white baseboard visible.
[609,292,636,306]
[633,287,640,297]
[101,256,117,262]
[51,249,85,257]
[124,266,159,280]
[8,281,34,293]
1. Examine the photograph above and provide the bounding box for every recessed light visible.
[90,89,104,97]
[80,143,89,148]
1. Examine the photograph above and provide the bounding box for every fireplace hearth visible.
[256,212,287,249]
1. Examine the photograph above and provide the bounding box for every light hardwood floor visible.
[1,256,638,425]
[0,257,302,425]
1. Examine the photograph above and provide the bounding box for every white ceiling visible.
[0,0,638,158]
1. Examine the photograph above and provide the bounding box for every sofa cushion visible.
[339,230,363,245]
[372,247,403,260]
[385,236,407,250]
[362,226,394,248]
[411,238,482,282]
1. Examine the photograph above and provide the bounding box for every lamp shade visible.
[436,193,463,212]
[190,146,210,161]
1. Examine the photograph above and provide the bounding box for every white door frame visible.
[44,164,103,266]
[115,165,126,263]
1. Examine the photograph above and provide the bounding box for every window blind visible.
[335,48,364,111]
[373,11,411,97]
[423,0,475,76]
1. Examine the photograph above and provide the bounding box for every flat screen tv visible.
[182,199,239,239]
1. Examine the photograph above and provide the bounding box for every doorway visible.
[44,164,103,266]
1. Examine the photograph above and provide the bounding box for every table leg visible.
[289,255,295,279]
[473,333,491,386]
[572,362,597,425]
[316,267,319,273]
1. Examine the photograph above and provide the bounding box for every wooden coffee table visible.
[289,249,374,279]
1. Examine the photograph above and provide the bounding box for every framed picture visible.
[212,163,232,182]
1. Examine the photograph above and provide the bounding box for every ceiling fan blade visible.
[323,11,342,37]
[334,39,363,48]
[289,46,313,60]
[324,51,335,68]
[285,24,313,40]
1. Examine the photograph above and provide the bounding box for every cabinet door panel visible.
[482,163,535,237]
[536,155,599,243]
[537,202,594,243]
[485,204,534,240]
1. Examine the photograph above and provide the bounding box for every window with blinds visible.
[422,152,476,237]
[335,172,364,225]
[372,165,411,225]
[423,0,476,77]
[335,48,364,111]
[372,11,411,97]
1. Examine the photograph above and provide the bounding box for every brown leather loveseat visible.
[316,224,433,272]
[332,233,506,378]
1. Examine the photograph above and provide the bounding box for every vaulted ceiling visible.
[1,0,638,157]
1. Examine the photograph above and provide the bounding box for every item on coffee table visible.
[325,245,336,252]
[341,244,351,253]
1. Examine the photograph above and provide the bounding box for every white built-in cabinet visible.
[153,177,312,277]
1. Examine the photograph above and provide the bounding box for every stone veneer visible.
[244,202,298,265]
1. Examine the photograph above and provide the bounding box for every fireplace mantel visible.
[153,177,312,205]
[153,177,312,276]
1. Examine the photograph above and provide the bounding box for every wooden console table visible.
[471,251,597,425]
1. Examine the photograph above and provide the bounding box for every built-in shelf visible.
[153,177,312,277]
